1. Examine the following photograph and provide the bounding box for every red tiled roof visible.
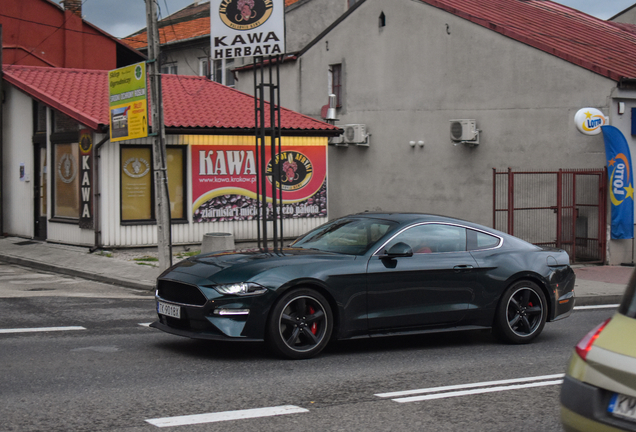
[418,0,636,81]
[123,16,211,50]
[2,65,338,133]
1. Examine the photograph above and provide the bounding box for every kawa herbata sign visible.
[192,142,326,222]
[210,0,285,59]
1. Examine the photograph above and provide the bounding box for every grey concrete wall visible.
[610,6,636,25]
[285,0,349,52]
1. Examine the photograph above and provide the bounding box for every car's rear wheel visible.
[266,288,333,359]
[494,280,547,344]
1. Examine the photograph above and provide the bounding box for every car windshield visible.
[619,270,636,319]
[291,217,398,255]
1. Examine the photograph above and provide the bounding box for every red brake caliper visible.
[308,306,318,335]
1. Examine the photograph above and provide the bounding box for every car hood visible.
[160,247,356,284]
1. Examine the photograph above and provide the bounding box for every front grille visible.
[157,279,207,306]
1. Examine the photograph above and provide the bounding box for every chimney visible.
[61,0,82,17]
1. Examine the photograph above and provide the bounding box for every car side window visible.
[383,224,467,254]
[467,229,501,251]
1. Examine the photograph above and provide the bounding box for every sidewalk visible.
[0,236,631,305]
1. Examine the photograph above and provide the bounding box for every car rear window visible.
[619,271,636,318]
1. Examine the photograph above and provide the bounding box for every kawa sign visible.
[191,143,326,222]
[210,0,285,59]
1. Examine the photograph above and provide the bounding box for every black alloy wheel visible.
[266,288,333,359]
[494,280,547,344]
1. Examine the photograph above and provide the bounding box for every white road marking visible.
[575,304,620,310]
[138,323,152,327]
[375,373,565,399]
[145,405,309,427]
[391,379,564,403]
[0,326,86,334]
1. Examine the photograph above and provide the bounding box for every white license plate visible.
[158,301,181,319]
[608,393,636,422]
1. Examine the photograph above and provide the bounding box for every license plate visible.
[158,301,181,319]
[608,393,636,422]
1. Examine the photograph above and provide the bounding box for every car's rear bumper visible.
[561,374,636,432]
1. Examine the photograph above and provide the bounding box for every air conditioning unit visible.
[450,119,479,144]
[342,124,369,145]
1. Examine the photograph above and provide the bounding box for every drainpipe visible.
[90,130,109,253]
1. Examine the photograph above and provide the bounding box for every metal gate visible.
[493,168,607,264]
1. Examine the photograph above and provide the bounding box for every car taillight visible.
[575,318,611,361]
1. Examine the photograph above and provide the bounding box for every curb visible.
[574,295,623,307]
[0,254,156,292]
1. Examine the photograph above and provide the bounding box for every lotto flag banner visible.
[601,125,634,239]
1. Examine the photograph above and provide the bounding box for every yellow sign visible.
[108,62,148,142]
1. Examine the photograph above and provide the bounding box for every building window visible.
[199,57,209,78]
[329,64,342,108]
[161,63,178,75]
[53,142,80,219]
[120,145,187,223]
[212,59,235,87]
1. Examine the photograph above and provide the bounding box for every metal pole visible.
[145,0,172,269]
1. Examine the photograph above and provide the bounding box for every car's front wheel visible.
[494,280,547,344]
[266,288,333,359]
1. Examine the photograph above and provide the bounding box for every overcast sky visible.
[80,0,636,39]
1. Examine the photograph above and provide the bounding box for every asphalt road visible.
[0,262,616,432]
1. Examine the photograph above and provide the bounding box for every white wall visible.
[2,86,34,238]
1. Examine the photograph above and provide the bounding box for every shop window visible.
[52,143,80,219]
[167,147,185,220]
[120,146,187,223]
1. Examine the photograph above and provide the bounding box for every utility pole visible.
[145,0,172,270]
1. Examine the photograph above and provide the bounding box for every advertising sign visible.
[574,107,607,136]
[78,130,93,229]
[192,143,326,222]
[108,62,148,142]
[601,125,634,239]
[210,0,285,60]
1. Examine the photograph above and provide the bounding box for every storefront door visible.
[34,143,47,240]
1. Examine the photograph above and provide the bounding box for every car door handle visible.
[453,265,474,272]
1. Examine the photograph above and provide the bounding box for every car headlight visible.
[213,282,268,296]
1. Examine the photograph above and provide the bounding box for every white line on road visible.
[392,379,564,403]
[0,326,86,334]
[375,373,565,399]
[145,405,309,427]
[138,323,152,327]
[575,304,620,310]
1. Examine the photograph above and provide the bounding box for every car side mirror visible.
[379,242,413,259]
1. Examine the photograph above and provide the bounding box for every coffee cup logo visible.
[219,0,273,31]
[267,151,313,192]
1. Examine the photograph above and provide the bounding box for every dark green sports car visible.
[151,213,575,359]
